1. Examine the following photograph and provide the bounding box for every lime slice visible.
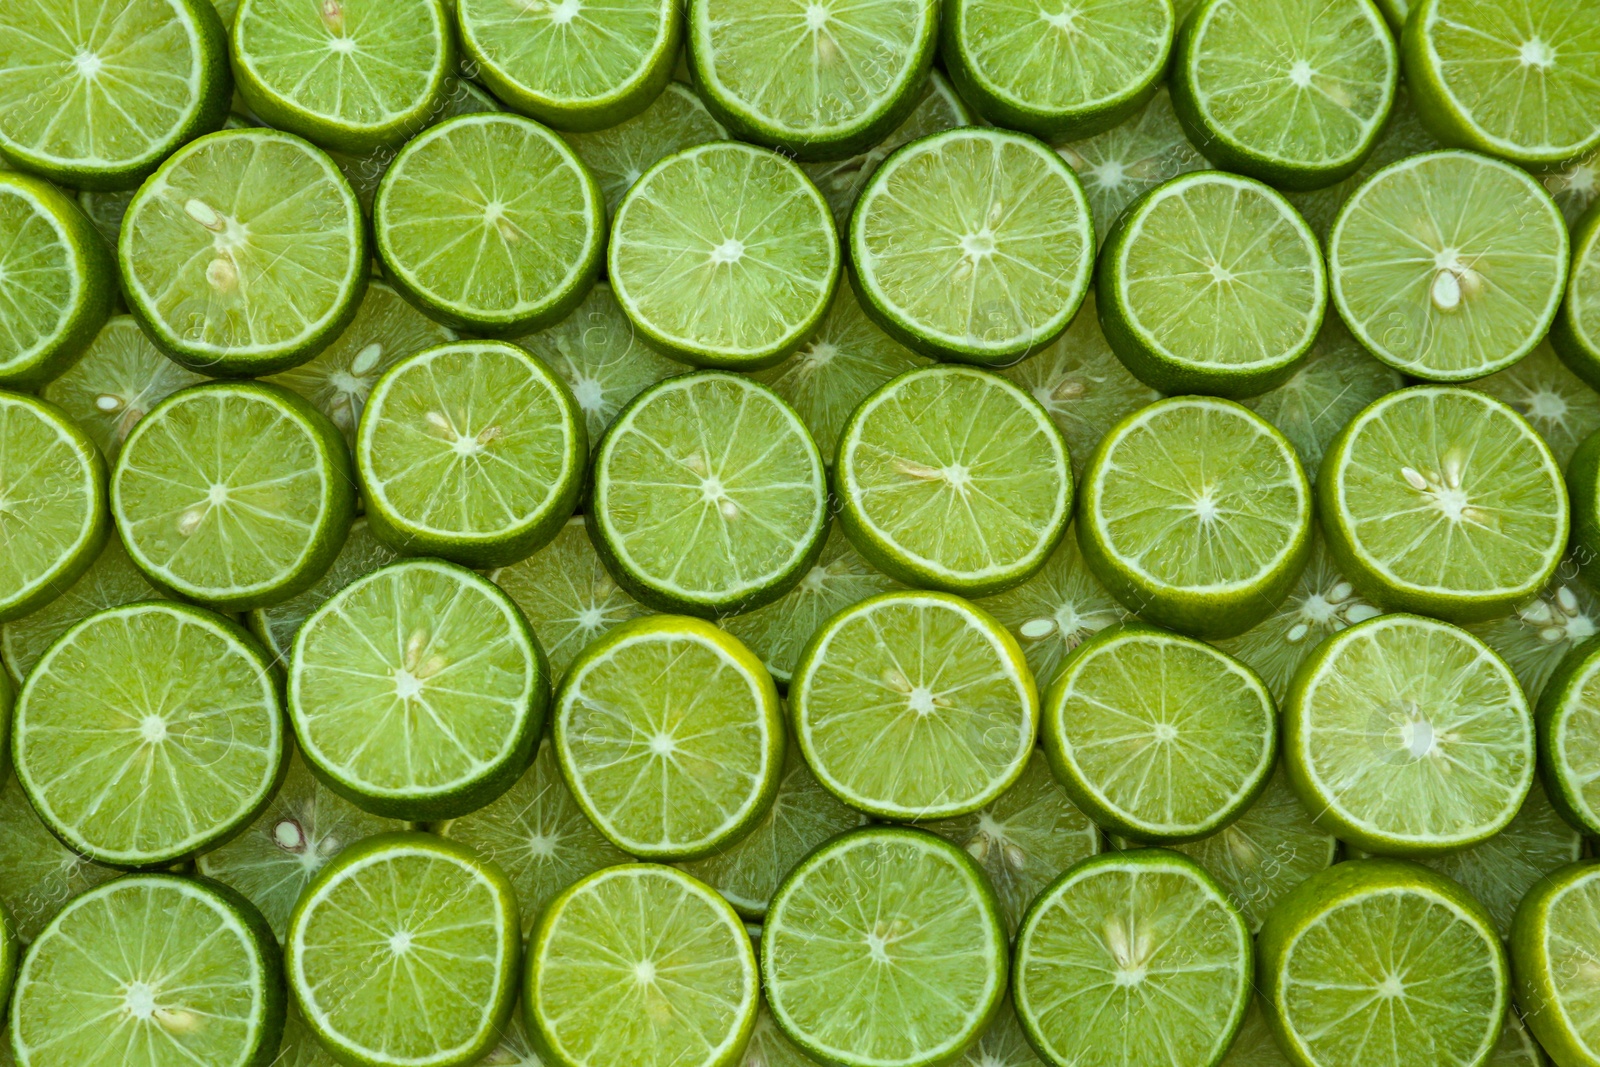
[744,1001,829,1067]
[435,736,633,940]
[590,372,828,617]
[112,381,357,612]
[1259,859,1508,1067]
[530,864,758,1067]
[922,748,1102,936]
[374,113,604,334]
[1553,200,1600,393]
[195,748,407,940]
[1536,635,1600,837]
[562,82,726,215]
[213,0,239,25]
[1375,0,1406,31]
[1404,0,1600,167]
[277,1002,342,1067]
[1172,0,1398,190]
[687,0,940,160]
[473,1005,542,1067]
[356,340,586,567]
[836,364,1072,597]
[1219,997,1293,1067]
[750,286,929,464]
[245,519,397,674]
[849,127,1094,365]
[1546,150,1600,229]
[512,282,684,449]
[39,315,206,459]
[719,522,901,685]
[1471,562,1599,702]
[1044,624,1277,843]
[956,1002,1048,1067]
[0,0,232,190]
[1511,860,1600,1067]
[790,590,1037,820]
[553,615,782,860]
[942,0,1174,141]
[762,826,1007,1067]
[0,775,118,943]
[609,141,839,369]
[1078,396,1313,639]
[266,280,455,448]
[289,558,547,821]
[1328,150,1569,381]
[0,393,109,624]
[288,832,520,1067]
[680,737,866,919]
[15,602,283,867]
[1319,386,1568,622]
[1283,613,1534,855]
[1014,850,1253,1067]
[459,0,681,132]
[0,174,114,388]
[1098,171,1327,398]
[10,874,283,1067]
[1491,1011,1552,1067]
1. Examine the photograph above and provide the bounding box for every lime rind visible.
[1552,199,1600,393]
[1510,860,1600,1067]
[1537,635,1600,837]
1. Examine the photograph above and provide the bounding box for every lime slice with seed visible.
[530,864,758,1067]
[1078,396,1313,639]
[1471,562,1599,702]
[112,381,357,612]
[289,557,547,821]
[763,826,1007,1067]
[1283,613,1534,855]
[1553,200,1600,393]
[1172,0,1398,190]
[1328,150,1569,381]
[553,615,783,860]
[356,340,587,567]
[1099,170,1327,398]
[0,773,118,944]
[1511,860,1600,1067]
[1536,635,1600,837]
[1319,386,1568,623]
[609,141,839,369]
[288,832,520,1067]
[15,602,283,867]
[1546,150,1600,229]
[0,0,232,190]
[245,519,397,674]
[1014,849,1253,1067]
[1044,623,1277,843]
[791,590,1038,821]
[850,127,1095,365]
[591,372,828,617]
[562,82,726,215]
[374,113,604,334]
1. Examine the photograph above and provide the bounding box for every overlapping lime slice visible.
[956,1002,1048,1067]
[1546,150,1600,229]
[1510,860,1600,1067]
[1537,635,1600,837]
[1471,562,1599,702]
[1218,997,1292,1067]
[562,82,726,214]
[244,519,396,674]
[0,775,118,943]
[1491,1011,1553,1067]
[743,1001,829,1067]
[1553,200,1600,392]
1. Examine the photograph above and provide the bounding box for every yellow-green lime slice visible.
[1511,860,1600,1067]
[1470,562,1599,702]
[245,519,397,674]
[1491,1011,1553,1067]
[1553,200,1600,393]
[1218,997,1292,1067]
[0,774,118,943]
[743,1000,829,1067]
[561,81,725,215]
[1536,635,1600,837]
[956,1001,1048,1067]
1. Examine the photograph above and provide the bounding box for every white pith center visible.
[1152,722,1178,742]
[140,715,168,744]
[1042,6,1080,30]
[1520,37,1555,68]
[961,229,997,259]
[526,832,558,858]
[1091,159,1127,189]
[1377,974,1406,997]
[329,370,368,398]
[1400,718,1437,759]
[649,732,675,756]
[571,376,605,413]
[1401,458,1479,522]
[801,340,838,368]
[1429,248,1481,311]
[908,686,936,715]
[124,981,157,1019]
[389,930,413,955]
[74,51,103,78]
[864,931,891,963]
[711,238,745,265]
[801,564,830,592]
[1287,60,1314,88]
[1285,582,1378,643]
[1192,489,1219,522]
[634,959,656,983]
[1206,260,1236,284]
[576,605,606,629]
[944,463,972,489]
[1527,390,1569,420]
[328,36,356,54]
[804,2,829,30]
[394,669,424,700]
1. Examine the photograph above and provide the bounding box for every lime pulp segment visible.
[1472,341,1600,471]
[560,80,727,214]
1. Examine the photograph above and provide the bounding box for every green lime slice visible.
[1172,0,1398,190]
[687,0,940,160]
[512,282,685,449]
[1470,561,1599,703]
[763,827,1007,1067]
[1259,859,1508,1067]
[473,1004,542,1067]
[266,280,455,448]
[289,557,547,821]
[1319,386,1568,622]
[1283,613,1534,855]
[1537,635,1600,837]
[195,747,407,941]
[0,393,108,624]
[744,1001,828,1067]
[553,615,782,860]
[112,381,356,612]
[719,521,901,685]
[530,864,758,1067]
[276,1002,341,1067]
[1219,997,1292,1067]
[1375,0,1406,30]
[1553,200,1600,393]
[942,0,1174,141]
[849,127,1095,365]
[39,315,206,460]
[923,748,1102,936]
[0,174,114,388]
[0,0,232,190]
[1099,171,1327,398]
[590,372,828,616]
[288,832,520,1067]
[1044,624,1277,843]
[1014,850,1253,1067]
[956,1001,1047,1067]
[10,874,282,1067]
[836,364,1073,597]
[609,141,839,369]
[1511,860,1600,1067]
[16,602,283,867]
[1404,0,1600,167]
[459,0,680,132]
[1491,1011,1551,1067]
[1328,150,1569,381]
[435,736,633,940]
[0,772,118,944]
[374,113,604,334]
[356,341,586,568]
[791,590,1038,820]
[1078,396,1313,639]
[245,519,397,673]
[562,82,726,215]
[1546,150,1600,229]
